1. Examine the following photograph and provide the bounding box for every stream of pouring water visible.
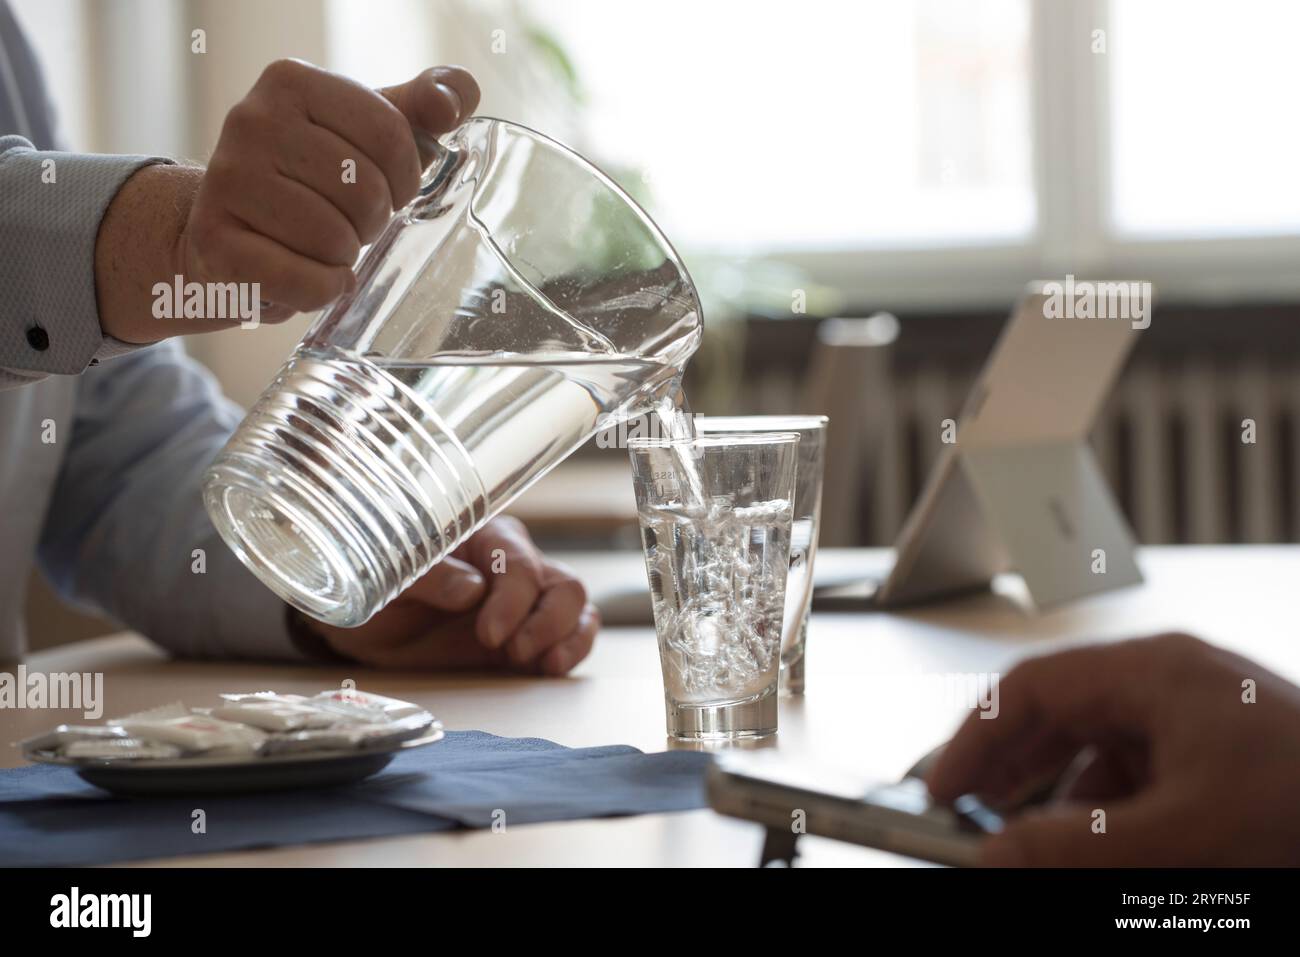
[653,383,707,507]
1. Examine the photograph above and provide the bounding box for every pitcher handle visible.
[412,126,455,194]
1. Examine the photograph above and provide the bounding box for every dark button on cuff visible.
[26,326,49,351]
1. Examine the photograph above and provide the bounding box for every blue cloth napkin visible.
[0,731,712,866]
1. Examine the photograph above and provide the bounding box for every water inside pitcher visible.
[202,117,702,627]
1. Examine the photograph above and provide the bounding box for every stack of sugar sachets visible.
[21,689,438,762]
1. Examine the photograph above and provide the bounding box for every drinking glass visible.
[628,433,799,739]
[202,117,701,628]
[698,415,827,694]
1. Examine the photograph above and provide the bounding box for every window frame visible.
[662,0,1300,310]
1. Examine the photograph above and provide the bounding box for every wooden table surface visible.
[4,546,1299,867]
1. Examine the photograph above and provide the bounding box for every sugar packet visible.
[118,712,267,756]
[261,712,436,755]
[20,724,130,754]
[63,738,183,760]
[308,689,427,723]
[211,694,339,731]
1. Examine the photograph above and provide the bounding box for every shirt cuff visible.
[90,334,150,364]
[0,135,173,376]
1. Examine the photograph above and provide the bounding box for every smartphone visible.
[706,751,1002,867]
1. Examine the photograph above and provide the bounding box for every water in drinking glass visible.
[640,497,793,706]
[697,415,827,695]
[629,431,799,738]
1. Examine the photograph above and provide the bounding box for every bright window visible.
[1108,0,1300,238]
[528,0,1035,251]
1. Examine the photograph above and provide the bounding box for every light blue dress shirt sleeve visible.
[0,0,309,661]
[35,338,306,661]
[0,134,170,387]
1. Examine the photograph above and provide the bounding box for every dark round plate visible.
[27,727,444,797]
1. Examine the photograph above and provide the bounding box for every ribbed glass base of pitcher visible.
[203,348,487,627]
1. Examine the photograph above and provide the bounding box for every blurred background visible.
[14,0,1300,640]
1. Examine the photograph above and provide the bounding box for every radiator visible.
[867,359,1300,546]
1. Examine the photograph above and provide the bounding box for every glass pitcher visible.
[202,117,701,627]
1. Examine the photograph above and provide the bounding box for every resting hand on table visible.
[301,517,600,675]
[926,633,1300,866]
